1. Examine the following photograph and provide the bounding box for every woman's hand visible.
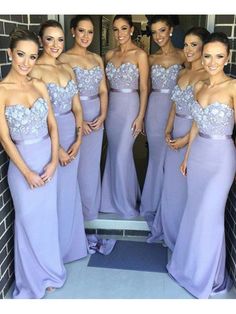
[89,115,105,131]
[41,161,57,182]
[25,170,45,189]
[169,137,187,150]
[83,121,93,135]
[180,159,187,176]
[131,116,143,137]
[165,132,172,148]
[67,141,81,160]
[58,147,71,167]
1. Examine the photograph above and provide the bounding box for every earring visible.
[170,33,173,37]
[9,56,12,61]
[130,33,133,36]
[72,34,75,38]
[224,62,228,66]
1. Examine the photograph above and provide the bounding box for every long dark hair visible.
[203,32,230,55]
[113,15,133,27]
[184,27,210,43]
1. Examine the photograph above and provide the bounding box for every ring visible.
[45,177,52,183]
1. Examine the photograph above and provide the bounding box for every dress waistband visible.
[199,132,232,140]
[54,109,72,117]
[80,94,99,100]
[13,133,49,145]
[110,88,138,93]
[152,88,171,94]
[176,112,192,120]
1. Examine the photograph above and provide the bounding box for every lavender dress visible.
[73,66,103,220]
[140,64,182,226]
[149,85,193,248]
[100,62,140,218]
[167,101,236,298]
[5,98,66,299]
[47,80,87,263]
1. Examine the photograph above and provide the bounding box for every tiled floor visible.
[5,237,236,300]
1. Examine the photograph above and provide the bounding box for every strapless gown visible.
[167,101,236,298]
[73,66,104,220]
[47,80,87,263]
[100,62,141,218]
[140,64,182,229]
[5,98,66,298]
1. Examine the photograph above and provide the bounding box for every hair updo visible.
[203,32,230,55]
[38,19,63,38]
[184,26,210,43]
[9,28,40,50]
[113,15,133,27]
[70,15,94,30]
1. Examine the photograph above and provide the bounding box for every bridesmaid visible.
[167,32,236,298]
[0,28,66,298]
[140,15,185,226]
[149,27,210,247]
[100,15,149,218]
[31,20,87,263]
[59,15,108,220]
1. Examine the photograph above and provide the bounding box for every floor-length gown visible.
[167,100,236,298]
[149,85,193,247]
[47,80,87,263]
[140,64,182,228]
[73,66,103,220]
[100,62,141,218]
[5,98,66,299]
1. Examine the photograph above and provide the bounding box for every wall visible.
[0,14,48,299]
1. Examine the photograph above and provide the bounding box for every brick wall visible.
[0,14,48,299]
[214,15,236,77]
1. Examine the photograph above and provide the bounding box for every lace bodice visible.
[151,64,182,90]
[106,62,139,89]
[47,80,78,114]
[171,84,193,116]
[73,66,103,96]
[5,98,48,141]
[191,101,234,136]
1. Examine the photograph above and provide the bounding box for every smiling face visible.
[151,20,173,47]
[41,26,64,58]
[72,19,94,48]
[8,40,38,76]
[202,41,229,75]
[113,18,133,45]
[184,34,203,63]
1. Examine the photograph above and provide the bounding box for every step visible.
[85,213,150,237]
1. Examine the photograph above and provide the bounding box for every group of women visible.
[0,14,235,299]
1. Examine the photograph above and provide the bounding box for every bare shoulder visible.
[136,47,147,58]
[30,63,44,78]
[0,83,8,104]
[60,61,73,74]
[59,51,70,62]
[105,49,116,63]
[93,53,104,66]
[31,77,47,93]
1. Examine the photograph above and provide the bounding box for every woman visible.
[148,27,210,247]
[100,15,149,218]
[0,28,66,298]
[140,15,185,227]
[59,15,107,220]
[167,32,236,298]
[30,20,87,263]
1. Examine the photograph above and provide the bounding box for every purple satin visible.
[80,94,99,101]
[87,234,116,255]
[175,112,192,119]
[152,88,170,93]
[110,88,138,93]
[54,109,71,117]
[13,133,49,145]
[199,132,232,140]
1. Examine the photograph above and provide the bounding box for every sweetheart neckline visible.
[5,97,46,110]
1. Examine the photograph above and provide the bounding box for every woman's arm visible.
[37,82,59,181]
[132,50,149,136]
[180,121,198,176]
[165,102,176,146]
[90,55,108,131]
